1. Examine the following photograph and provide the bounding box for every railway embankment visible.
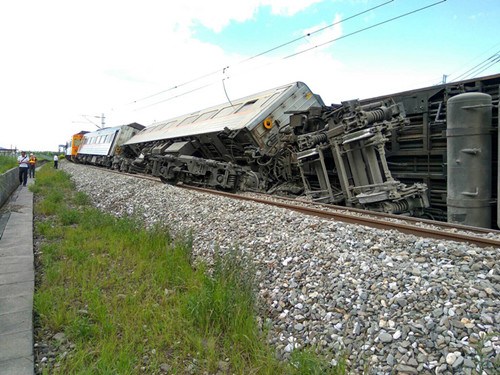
[61,162,500,375]
[34,163,338,374]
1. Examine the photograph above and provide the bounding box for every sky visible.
[0,0,499,152]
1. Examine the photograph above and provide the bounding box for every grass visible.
[0,153,53,174]
[33,164,347,374]
[0,155,17,173]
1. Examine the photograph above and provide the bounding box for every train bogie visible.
[360,73,499,227]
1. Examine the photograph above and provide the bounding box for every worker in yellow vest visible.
[28,153,37,178]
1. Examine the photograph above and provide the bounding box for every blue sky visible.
[0,0,499,151]
[192,0,499,90]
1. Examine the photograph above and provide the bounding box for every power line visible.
[468,56,500,78]
[130,0,395,105]
[134,0,447,111]
[451,51,500,81]
[240,0,395,64]
[447,41,500,80]
[283,0,447,60]
[135,82,215,110]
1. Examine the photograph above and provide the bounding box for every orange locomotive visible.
[65,131,88,161]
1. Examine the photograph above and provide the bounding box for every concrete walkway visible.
[0,180,34,375]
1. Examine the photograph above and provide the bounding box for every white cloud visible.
[1,0,495,151]
[262,0,324,16]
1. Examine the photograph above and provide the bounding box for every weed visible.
[0,155,17,173]
[290,348,347,375]
[472,332,500,374]
[73,191,90,206]
[33,164,345,374]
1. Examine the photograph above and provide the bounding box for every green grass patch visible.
[0,155,17,173]
[33,164,347,374]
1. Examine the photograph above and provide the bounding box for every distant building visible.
[0,147,17,156]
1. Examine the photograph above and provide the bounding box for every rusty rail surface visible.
[179,185,500,249]
[80,165,500,249]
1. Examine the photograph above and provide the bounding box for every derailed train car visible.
[65,131,88,161]
[359,73,499,228]
[120,82,324,191]
[69,74,500,229]
[117,82,430,216]
[77,123,144,167]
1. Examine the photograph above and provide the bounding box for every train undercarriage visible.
[119,98,429,216]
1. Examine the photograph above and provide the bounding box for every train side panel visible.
[125,81,324,157]
[77,123,144,166]
[360,73,499,225]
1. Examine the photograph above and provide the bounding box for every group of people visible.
[17,151,37,187]
[16,152,59,187]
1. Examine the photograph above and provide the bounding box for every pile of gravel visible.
[61,163,499,374]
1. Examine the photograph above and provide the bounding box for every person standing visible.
[17,151,29,186]
[28,153,37,178]
[53,154,59,169]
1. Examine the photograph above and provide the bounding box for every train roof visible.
[83,123,144,138]
[359,73,500,103]
[125,82,323,145]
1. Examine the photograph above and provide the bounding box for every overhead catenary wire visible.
[239,0,395,64]
[131,0,395,106]
[136,82,215,110]
[134,0,448,111]
[283,0,447,60]
[451,51,500,82]
[446,41,500,82]
[468,56,500,78]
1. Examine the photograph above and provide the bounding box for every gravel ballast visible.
[61,163,499,374]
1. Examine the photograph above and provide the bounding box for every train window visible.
[155,121,177,131]
[177,115,200,126]
[213,106,236,118]
[260,93,279,108]
[194,110,218,122]
[235,100,257,113]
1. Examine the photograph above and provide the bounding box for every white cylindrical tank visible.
[447,92,492,228]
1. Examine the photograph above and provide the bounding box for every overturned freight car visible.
[360,73,499,228]
[118,82,429,216]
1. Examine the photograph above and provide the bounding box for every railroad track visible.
[179,185,500,249]
[82,165,500,248]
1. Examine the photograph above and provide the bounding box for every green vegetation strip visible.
[33,164,345,374]
[0,155,17,174]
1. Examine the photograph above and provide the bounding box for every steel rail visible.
[179,185,500,249]
[78,165,500,248]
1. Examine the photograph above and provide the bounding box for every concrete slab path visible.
[0,180,34,375]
